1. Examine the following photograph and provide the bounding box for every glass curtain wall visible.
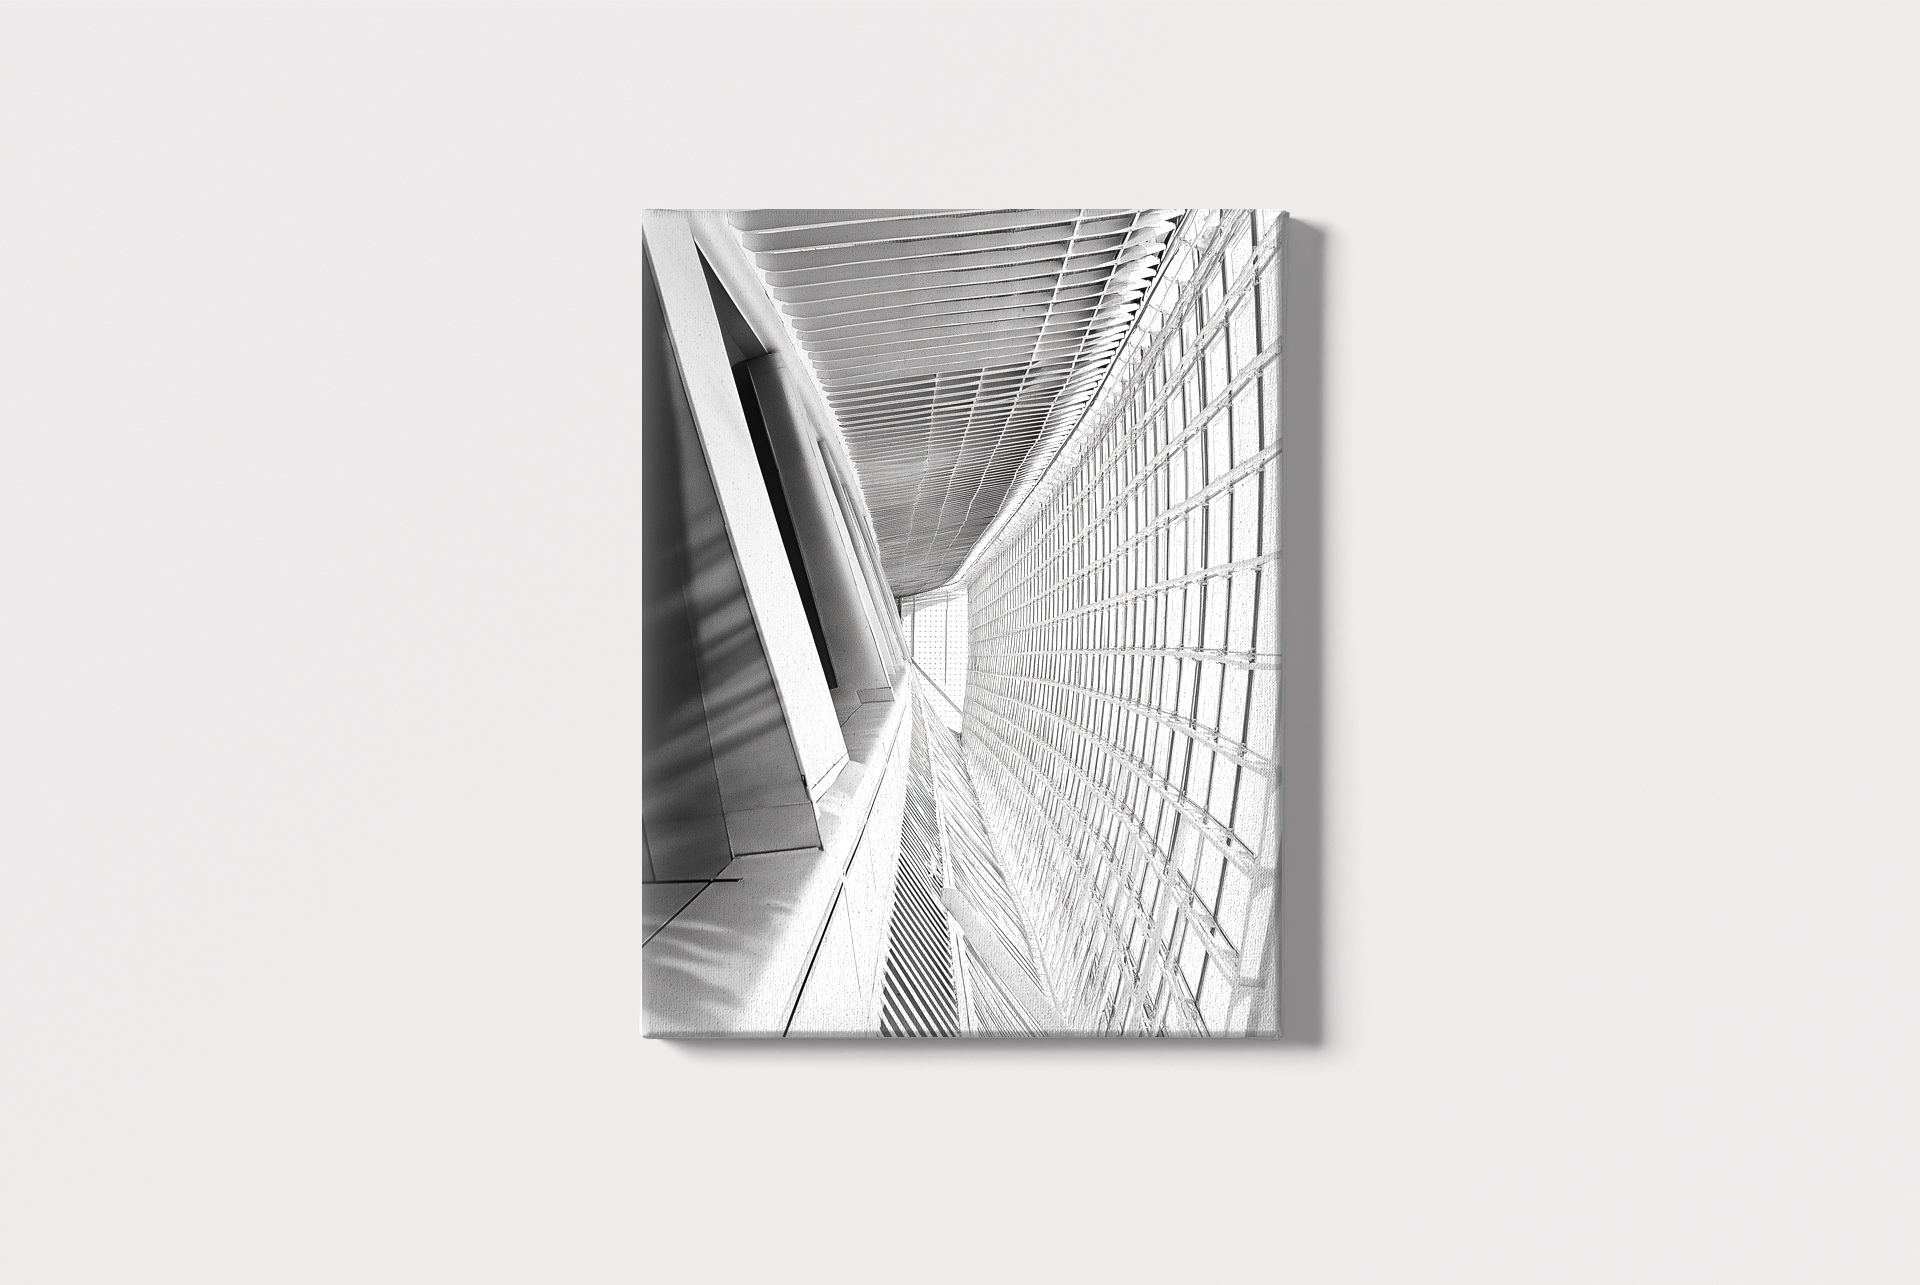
[960,210,1283,1035]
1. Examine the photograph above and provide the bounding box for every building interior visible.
[643,209,1282,1036]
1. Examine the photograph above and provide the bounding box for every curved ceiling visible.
[729,209,1181,597]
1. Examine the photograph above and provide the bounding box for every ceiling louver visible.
[729,209,1181,597]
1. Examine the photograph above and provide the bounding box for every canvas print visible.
[643,209,1283,1036]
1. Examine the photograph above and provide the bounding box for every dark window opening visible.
[732,363,838,690]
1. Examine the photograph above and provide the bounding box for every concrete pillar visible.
[745,353,895,696]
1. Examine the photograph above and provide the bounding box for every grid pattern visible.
[920,682,1050,1036]
[961,210,1283,1036]
[730,210,1180,595]
[880,678,1052,1037]
[882,696,961,1037]
[901,586,969,729]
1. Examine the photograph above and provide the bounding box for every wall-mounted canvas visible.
[643,209,1283,1036]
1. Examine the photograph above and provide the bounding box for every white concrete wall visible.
[10,7,1920,1285]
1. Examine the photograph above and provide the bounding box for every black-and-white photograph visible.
[643,210,1284,1035]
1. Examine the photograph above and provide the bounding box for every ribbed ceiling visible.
[729,209,1181,597]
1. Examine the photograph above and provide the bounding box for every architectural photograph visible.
[643,209,1285,1036]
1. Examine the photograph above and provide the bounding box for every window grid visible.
[961,210,1282,1035]
[901,587,969,732]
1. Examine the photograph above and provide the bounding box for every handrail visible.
[908,658,967,723]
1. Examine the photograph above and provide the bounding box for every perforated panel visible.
[901,586,968,732]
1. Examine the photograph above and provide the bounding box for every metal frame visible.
[960,210,1284,1035]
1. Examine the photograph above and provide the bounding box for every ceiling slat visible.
[732,209,1183,596]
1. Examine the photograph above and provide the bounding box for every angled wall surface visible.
[646,209,1281,1038]
[744,352,898,698]
[643,239,825,875]
[644,212,927,1036]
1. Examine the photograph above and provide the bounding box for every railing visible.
[909,657,966,735]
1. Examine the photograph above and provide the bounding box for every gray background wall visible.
[3,4,1917,1283]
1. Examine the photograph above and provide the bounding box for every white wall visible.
[3,4,1916,1283]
